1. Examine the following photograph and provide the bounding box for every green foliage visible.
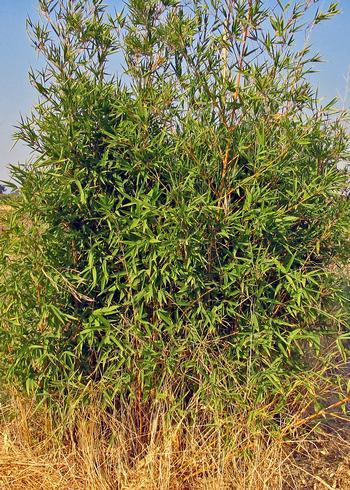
[0,0,349,412]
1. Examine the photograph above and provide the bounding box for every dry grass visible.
[0,204,12,225]
[1,341,349,489]
[1,364,350,489]
[0,392,294,490]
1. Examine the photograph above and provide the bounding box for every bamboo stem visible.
[282,395,350,434]
[220,0,253,200]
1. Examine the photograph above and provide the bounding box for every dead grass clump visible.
[0,357,349,489]
[0,394,291,490]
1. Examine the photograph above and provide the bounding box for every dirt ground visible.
[286,423,350,489]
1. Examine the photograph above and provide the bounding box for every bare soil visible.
[287,424,350,489]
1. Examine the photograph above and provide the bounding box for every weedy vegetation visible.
[0,0,350,488]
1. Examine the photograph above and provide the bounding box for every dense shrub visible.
[0,0,349,413]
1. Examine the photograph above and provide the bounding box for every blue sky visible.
[0,0,350,181]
